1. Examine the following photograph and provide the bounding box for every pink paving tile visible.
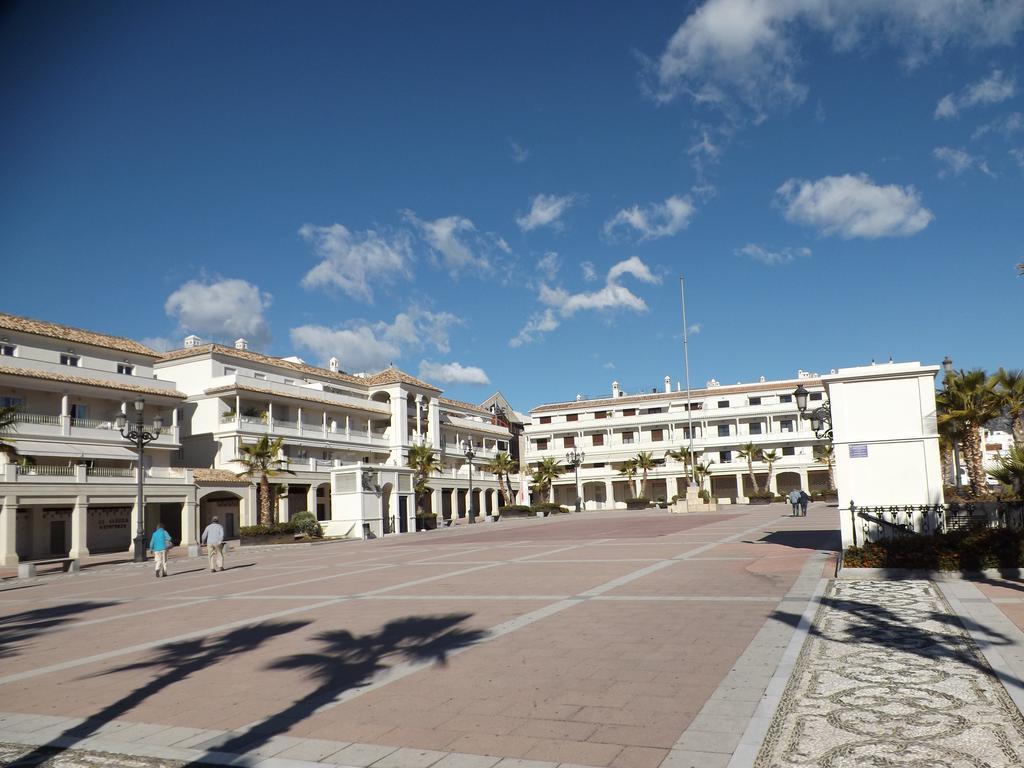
[605,556,805,598]
[385,561,648,597]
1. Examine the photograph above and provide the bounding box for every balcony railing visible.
[16,465,74,476]
[88,466,135,478]
[15,412,61,426]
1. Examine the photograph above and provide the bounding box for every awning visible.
[12,440,137,460]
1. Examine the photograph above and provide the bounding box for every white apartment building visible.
[523,373,831,508]
[154,336,512,535]
[0,314,512,566]
[0,314,195,565]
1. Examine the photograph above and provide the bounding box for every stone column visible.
[297,407,303,435]
[278,492,290,523]
[604,479,614,509]
[182,499,198,556]
[128,499,141,556]
[61,393,70,436]
[306,484,318,516]
[735,473,745,502]
[69,496,89,559]
[799,469,809,492]
[0,495,18,566]
[415,395,423,441]
[431,488,442,520]
[428,399,441,449]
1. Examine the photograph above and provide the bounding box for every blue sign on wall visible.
[849,444,868,459]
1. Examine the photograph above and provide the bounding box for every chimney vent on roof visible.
[664,375,671,393]
[234,338,248,350]
[612,381,620,398]
[706,378,720,388]
[184,334,201,348]
[329,356,339,373]
[759,375,766,383]
[576,394,582,401]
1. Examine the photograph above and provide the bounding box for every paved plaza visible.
[1,506,1023,768]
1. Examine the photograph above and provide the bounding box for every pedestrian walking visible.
[201,516,226,572]
[149,522,173,578]
[799,489,810,517]
[787,488,802,516]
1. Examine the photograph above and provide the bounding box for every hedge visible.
[531,502,567,515]
[843,528,1024,570]
[499,505,533,517]
[625,497,650,510]
[240,522,297,537]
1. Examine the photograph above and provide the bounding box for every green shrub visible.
[499,505,533,517]
[843,528,1024,570]
[531,502,565,516]
[698,489,711,502]
[625,497,650,509]
[291,511,323,538]
[240,521,297,537]
[747,490,773,500]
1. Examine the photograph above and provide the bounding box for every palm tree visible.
[406,444,441,516]
[994,368,1024,445]
[693,459,714,500]
[990,444,1024,497]
[484,451,519,507]
[761,449,781,494]
[736,442,762,494]
[233,436,295,526]
[618,458,639,497]
[0,405,18,458]
[937,369,1001,496]
[634,451,657,498]
[530,457,562,503]
[666,447,692,494]
[813,445,836,490]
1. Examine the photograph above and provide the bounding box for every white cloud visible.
[509,309,560,348]
[972,111,1024,139]
[933,146,994,177]
[603,361,616,369]
[299,223,411,303]
[290,308,460,373]
[935,69,1016,119]
[418,360,490,385]
[509,140,530,163]
[736,243,812,265]
[139,336,177,353]
[516,194,577,232]
[536,252,560,280]
[653,1,1024,118]
[511,257,661,346]
[580,261,598,282]
[1011,148,1024,168]
[776,174,934,238]
[165,278,272,347]
[687,323,703,336]
[604,195,696,241]
[403,212,491,276]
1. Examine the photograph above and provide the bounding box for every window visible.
[0,344,15,357]
[594,411,607,419]
[540,415,552,424]
[224,366,237,375]
[651,429,664,442]
[60,354,79,367]
[254,372,267,380]
[117,363,134,376]
[720,450,732,463]
[810,392,823,401]
[782,446,795,456]
[780,419,794,432]
[622,431,634,445]
[566,414,578,422]
[563,436,575,448]
[592,433,604,446]
[779,394,792,403]
[717,400,729,408]
[536,439,548,450]
[717,424,730,437]
[284,378,294,385]
[748,396,761,405]
[0,397,23,408]
[749,423,762,435]
[622,408,636,416]
[646,407,664,415]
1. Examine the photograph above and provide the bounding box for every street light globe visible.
[134,397,145,413]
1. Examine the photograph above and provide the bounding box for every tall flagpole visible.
[680,277,696,487]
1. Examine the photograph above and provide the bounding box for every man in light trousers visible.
[201,516,226,572]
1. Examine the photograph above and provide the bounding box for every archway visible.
[199,491,243,539]
[314,482,332,521]
[582,481,606,509]
[775,472,801,496]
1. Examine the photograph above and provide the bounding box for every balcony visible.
[216,413,389,448]
[5,464,193,484]
[205,373,389,416]
[1,355,180,394]
[11,412,180,447]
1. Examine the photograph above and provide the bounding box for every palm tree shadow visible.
[7,620,309,767]
[0,602,117,660]
[183,613,486,765]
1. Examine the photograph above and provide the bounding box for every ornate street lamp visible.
[462,439,477,524]
[565,448,584,513]
[116,397,163,563]
[942,355,962,488]
[793,383,833,441]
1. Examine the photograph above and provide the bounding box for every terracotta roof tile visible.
[439,397,493,416]
[530,378,823,413]
[157,344,369,386]
[0,365,186,400]
[0,313,159,357]
[361,366,442,391]
[193,468,251,485]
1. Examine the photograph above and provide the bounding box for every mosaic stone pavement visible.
[755,579,1024,768]
[0,742,181,767]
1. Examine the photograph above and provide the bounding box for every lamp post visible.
[793,383,833,441]
[116,397,163,563]
[565,448,584,513]
[462,440,476,524]
[942,355,962,488]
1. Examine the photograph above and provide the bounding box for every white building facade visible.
[523,373,832,509]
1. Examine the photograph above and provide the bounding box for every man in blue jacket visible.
[149,522,174,577]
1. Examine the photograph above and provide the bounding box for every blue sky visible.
[2,1,1022,410]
